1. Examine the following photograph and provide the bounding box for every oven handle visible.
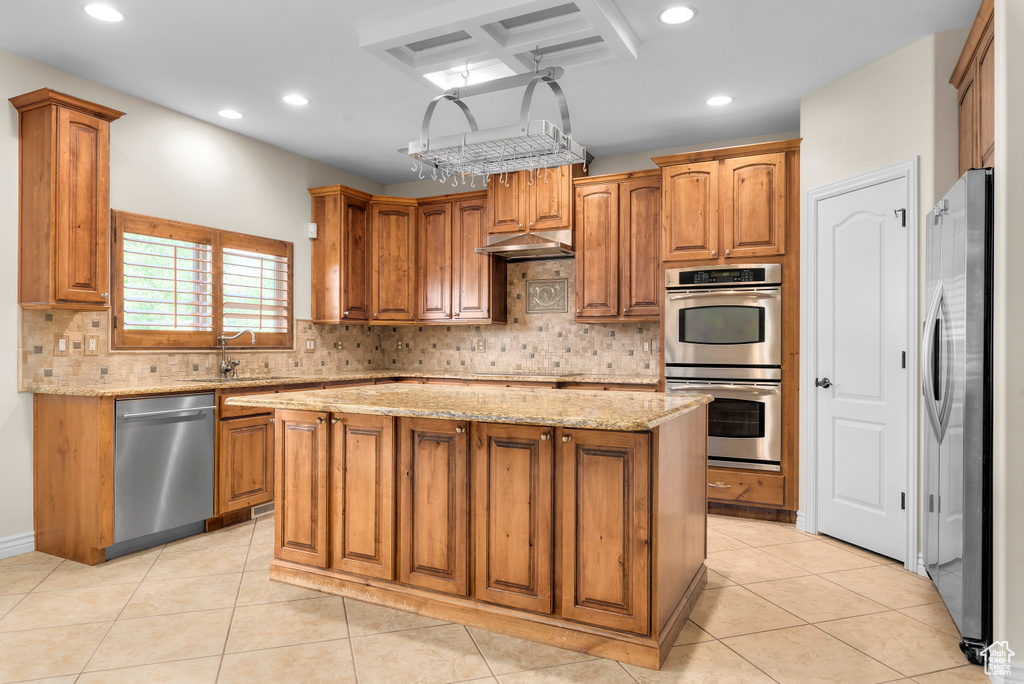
[667,383,779,396]
[668,290,780,301]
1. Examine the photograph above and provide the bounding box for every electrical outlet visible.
[304,338,316,353]
[642,340,651,354]
[85,334,99,356]
[397,340,403,350]
[476,338,486,353]
[53,335,68,356]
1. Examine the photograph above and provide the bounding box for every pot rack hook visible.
[462,61,470,87]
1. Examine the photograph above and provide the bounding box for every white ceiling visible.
[0,0,979,185]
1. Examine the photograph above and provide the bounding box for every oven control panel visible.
[665,263,782,288]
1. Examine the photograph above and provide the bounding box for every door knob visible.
[343,311,349,316]
[561,434,572,443]
[455,425,466,434]
[725,249,731,256]
[815,377,833,389]
[100,293,109,299]
[540,433,550,441]
[316,417,324,424]
[331,418,340,425]
[529,222,534,228]
[711,250,717,257]
[269,418,275,424]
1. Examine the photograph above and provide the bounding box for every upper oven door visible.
[665,287,782,366]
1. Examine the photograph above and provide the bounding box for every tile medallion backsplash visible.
[21,260,660,389]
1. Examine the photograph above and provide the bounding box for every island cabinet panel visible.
[560,429,650,635]
[218,414,274,514]
[371,201,417,321]
[574,183,620,318]
[472,424,554,613]
[330,414,395,580]
[275,410,329,567]
[661,162,719,262]
[398,418,470,596]
[417,202,452,321]
[720,152,786,259]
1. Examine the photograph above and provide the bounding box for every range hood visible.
[474,230,574,261]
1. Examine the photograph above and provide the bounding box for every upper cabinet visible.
[951,0,994,174]
[371,199,418,322]
[417,202,453,321]
[309,185,372,323]
[10,89,124,310]
[487,164,582,234]
[452,197,507,322]
[654,139,798,264]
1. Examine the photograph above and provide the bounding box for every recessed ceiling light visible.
[218,109,245,120]
[659,6,695,25]
[83,3,124,22]
[283,94,310,106]
[706,95,733,106]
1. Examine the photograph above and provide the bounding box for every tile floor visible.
[0,514,989,683]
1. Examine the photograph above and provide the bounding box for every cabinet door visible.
[398,418,469,596]
[472,423,554,613]
[527,165,573,232]
[575,183,620,318]
[487,172,526,234]
[342,195,371,321]
[452,198,504,321]
[56,107,109,304]
[417,202,452,321]
[620,179,661,319]
[218,415,274,514]
[661,162,719,262]
[560,429,650,634]
[275,410,329,567]
[330,414,395,580]
[977,24,995,168]
[371,203,416,321]
[310,191,342,322]
[958,73,977,176]
[721,153,786,259]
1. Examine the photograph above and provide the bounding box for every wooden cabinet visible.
[330,413,395,580]
[275,409,329,567]
[560,428,650,634]
[218,414,274,514]
[951,0,994,173]
[720,153,786,259]
[417,202,453,321]
[397,417,470,596]
[453,197,507,322]
[10,89,124,310]
[574,172,661,322]
[662,162,719,262]
[487,165,578,234]
[472,423,554,613]
[309,185,372,322]
[706,468,785,508]
[370,199,417,322]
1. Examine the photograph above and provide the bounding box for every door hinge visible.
[901,492,906,510]
[113,315,117,329]
[894,208,906,227]
[902,351,906,368]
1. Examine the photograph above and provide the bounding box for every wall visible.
[0,48,383,541]
[797,29,967,526]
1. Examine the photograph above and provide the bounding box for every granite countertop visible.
[224,384,711,432]
[27,371,660,397]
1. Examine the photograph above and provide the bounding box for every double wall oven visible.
[664,264,783,471]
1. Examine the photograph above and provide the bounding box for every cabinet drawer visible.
[706,469,785,507]
[219,392,273,419]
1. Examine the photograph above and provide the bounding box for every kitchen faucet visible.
[218,330,256,378]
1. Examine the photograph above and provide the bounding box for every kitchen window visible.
[112,210,293,349]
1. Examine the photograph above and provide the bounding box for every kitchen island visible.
[226,384,711,669]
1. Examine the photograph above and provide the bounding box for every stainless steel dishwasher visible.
[109,393,215,558]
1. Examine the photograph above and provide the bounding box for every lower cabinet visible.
[218,414,275,514]
[275,410,329,567]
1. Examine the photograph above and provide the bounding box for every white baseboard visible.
[795,510,808,533]
[0,531,34,559]
[914,551,928,577]
[990,661,1024,683]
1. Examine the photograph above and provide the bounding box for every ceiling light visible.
[283,94,310,106]
[83,3,124,22]
[659,6,695,25]
[706,95,733,106]
[218,109,245,120]
[424,59,516,91]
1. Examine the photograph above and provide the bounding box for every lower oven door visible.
[667,380,781,471]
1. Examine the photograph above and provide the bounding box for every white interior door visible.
[815,177,909,561]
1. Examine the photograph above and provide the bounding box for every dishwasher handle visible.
[120,405,216,420]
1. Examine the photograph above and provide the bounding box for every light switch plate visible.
[85,334,100,356]
[306,222,318,239]
[304,338,316,353]
[53,334,68,356]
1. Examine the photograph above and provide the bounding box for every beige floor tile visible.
[236,570,328,606]
[35,550,158,592]
[499,659,633,683]
[0,563,57,595]
[351,623,491,684]
[0,583,136,632]
[817,534,902,564]
[455,678,499,683]
[705,569,734,588]
[226,596,348,653]
[688,585,803,638]
[219,639,357,684]
[0,594,25,620]
[16,676,80,683]
[85,608,232,672]
[761,540,882,574]
[744,575,889,623]
[75,656,221,683]
[0,621,111,683]
[723,624,901,683]
[913,664,991,683]
[243,543,274,572]
[821,565,941,609]
[705,547,811,584]
[707,529,750,553]
[344,597,447,636]
[145,544,248,581]
[121,573,241,619]
[714,520,814,547]
[0,551,64,568]
[624,640,774,683]
[899,602,962,638]
[673,619,714,646]
[468,626,594,675]
[251,521,275,546]
[706,514,733,528]
[164,521,254,552]
[817,611,965,677]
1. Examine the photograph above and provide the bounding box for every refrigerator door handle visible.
[922,281,945,441]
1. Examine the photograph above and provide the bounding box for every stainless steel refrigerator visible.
[922,167,993,665]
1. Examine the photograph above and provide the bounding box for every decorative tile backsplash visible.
[20,261,660,389]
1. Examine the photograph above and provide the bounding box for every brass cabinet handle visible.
[519,223,524,229]
[455,425,466,434]
[343,311,349,316]
[540,433,550,441]
[529,222,534,228]
[373,313,378,318]
[454,312,460,317]
[708,483,732,488]
[316,417,324,425]
[100,293,109,299]
[711,250,717,257]
[576,309,581,314]
[331,417,340,425]
[725,249,731,256]
[269,418,275,424]
[561,434,572,443]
